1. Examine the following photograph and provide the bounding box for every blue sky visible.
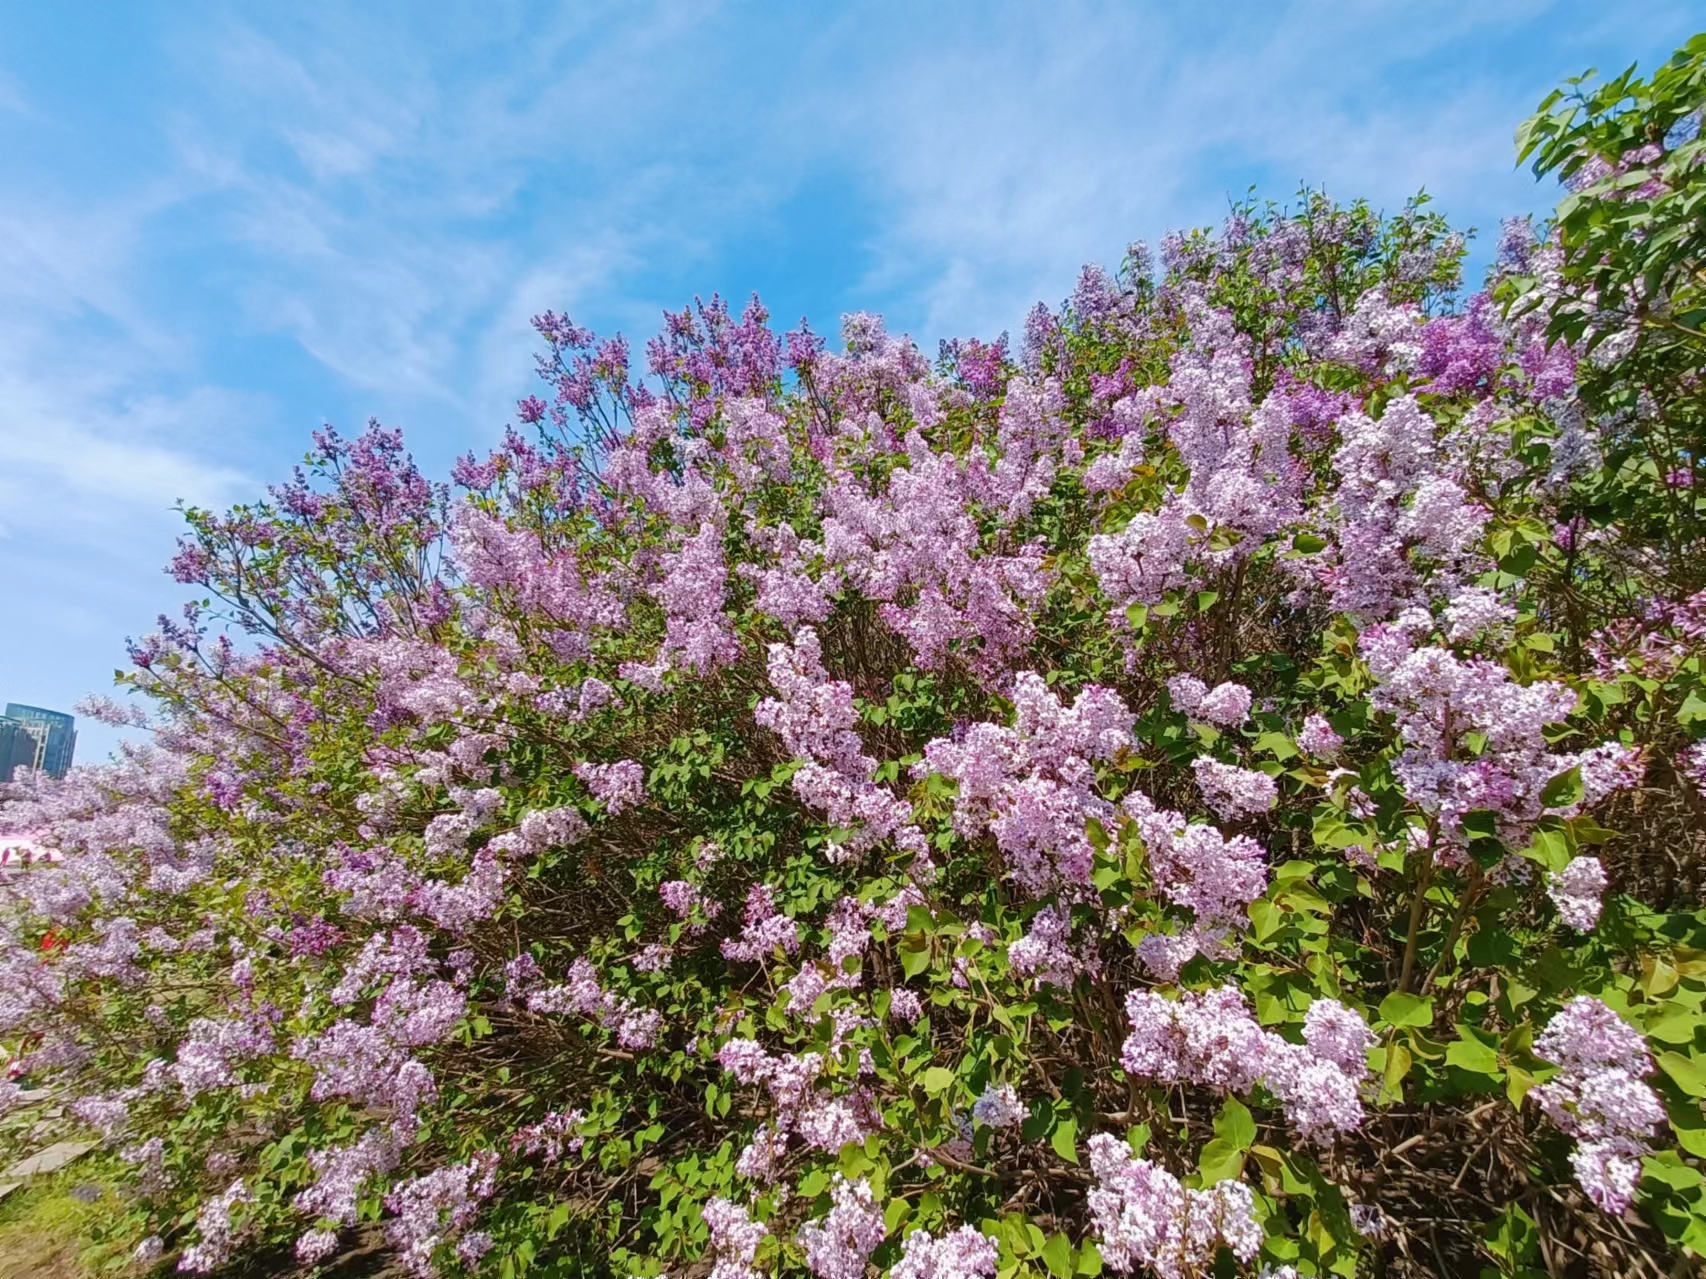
[0,0,1698,762]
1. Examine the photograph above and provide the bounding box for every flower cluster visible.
[1530,998,1665,1214]
[1122,986,1374,1143]
[1085,1133,1262,1277]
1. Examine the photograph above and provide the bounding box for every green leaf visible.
[1667,1093,1706,1158]
[1505,1063,1536,1109]
[1519,827,1571,874]
[1643,1150,1706,1192]
[1646,1008,1702,1045]
[922,1067,957,1095]
[1050,1117,1079,1164]
[1292,532,1328,554]
[1445,1027,1501,1075]
[1378,992,1435,1028]
[1539,767,1584,809]
[1075,1240,1103,1276]
[1380,1043,1413,1103]
[884,1197,912,1235]
[900,942,930,979]
[1040,1234,1073,1279]
[1213,1097,1256,1151]
[1461,809,1500,840]
[1196,1136,1245,1184]
[1659,1052,1706,1098]
[1482,1203,1538,1264]
[1678,689,1706,726]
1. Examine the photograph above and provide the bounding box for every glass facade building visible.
[1,704,76,781]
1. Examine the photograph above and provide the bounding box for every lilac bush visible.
[7,40,1706,1279]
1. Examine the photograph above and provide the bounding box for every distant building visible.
[0,704,76,781]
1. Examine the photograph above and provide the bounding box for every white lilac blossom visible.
[1085,1133,1262,1277]
[1121,986,1373,1144]
[704,1196,769,1279]
[890,1226,999,1279]
[1190,757,1279,822]
[795,1175,886,1279]
[1295,714,1344,758]
[1548,856,1608,931]
[1530,997,1663,1215]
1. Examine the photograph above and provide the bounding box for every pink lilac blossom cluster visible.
[659,878,721,924]
[755,628,928,865]
[1167,675,1253,727]
[573,759,646,814]
[890,1226,1000,1279]
[178,1179,253,1273]
[1319,393,1489,619]
[383,1152,499,1278]
[486,804,588,857]
[1006,903,1085,987]
[1548,856,1608,931]
[1122,792,1268,975]
[1362,627,1641,850]
[294,1128,404,1239]
[1084,1132,1262,1278]
[971,1083,1025,1129]
[1121,986,1375,1144]
[713,1037,881,1179]
[511,1109,587,1164]
[886,987,924,1023]
[704,1195,769,1279]
[1087,295,1303,652]
[1190,757,1279,823]
[1294,714,1343,759]
[795,1174,886,1279]
[721,884,802,964]
[1530,997,1664,1215]
[916,673,1134,894]
[526,956,662,1050]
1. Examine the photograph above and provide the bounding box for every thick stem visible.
[1397,816,1442,995]
[1397,855,1434,995]
[1421,864,1486,996]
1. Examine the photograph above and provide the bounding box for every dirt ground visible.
[0,1224,84,1279]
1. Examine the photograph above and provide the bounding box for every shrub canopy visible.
[9,34,1706,1279]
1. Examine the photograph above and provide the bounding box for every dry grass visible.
[0,1177,103,1279]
